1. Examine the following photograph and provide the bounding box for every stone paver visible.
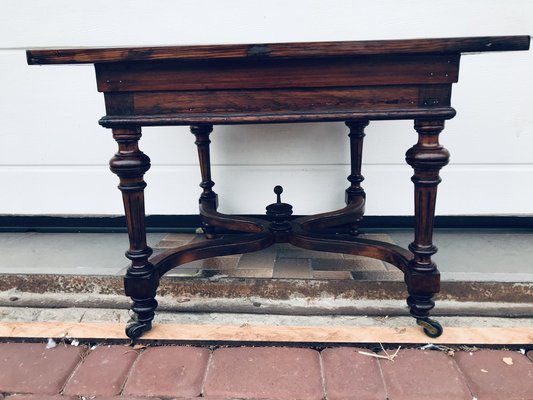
[237,246,278,269]
[90,397,161,400]
[0,308,41,322]
[123,346,210,398]
[321,347,386,400]
[454,350,533,400]
[1,342,532,400]
[34,308,86,322]
[379,349,471,400]
[273,258,313,278]
[5,396,76,399]
[62,345,139,397]
[0,343,85,395]
[204,346,323,399]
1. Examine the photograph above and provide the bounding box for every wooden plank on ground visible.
[0,322,531,344]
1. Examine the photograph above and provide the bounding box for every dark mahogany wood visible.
[27,36,530,340]
[27,36,529,64]
[345,120,369,235]
[94,55,460,92]
[109,127,158,338]
[190,124,218,239]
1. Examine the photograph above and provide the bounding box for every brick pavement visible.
[0,342,531,399]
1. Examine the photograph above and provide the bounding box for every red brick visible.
[90,397,161,400]
[322,347,386,400]
[62,345,139,397]
[454,350,533,400]
[123,346,210,398]
[527,350,533,363]
[380,349,471,400]
[8,396,157,400]
[5,396,76,399]
[0,343,84,395]
[167,398,232,400]
[204,346,323,399]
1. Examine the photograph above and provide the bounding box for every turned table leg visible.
[345,120,369,235]
[191,124,218,239]
[405,119,450,337]
[109,127,158,339]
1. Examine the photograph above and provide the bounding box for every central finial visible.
[265,185,293,239]
[274,185,283,203]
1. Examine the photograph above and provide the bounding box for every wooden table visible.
[27,36,530,339]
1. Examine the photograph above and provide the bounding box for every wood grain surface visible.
[0,322,531,344]
[27,36,530,64]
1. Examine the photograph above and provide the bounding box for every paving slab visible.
[62,345,139,397]
[122,346,210,398]
[0,232,164,275]
[321,347,387,400]
[89,397,161,400]
[237,246,278,269]
[379,349,471,400]
[203,346,323,399]
[0,307,41,322]
[34,307,86,322]
[0,343,531,400]
[454,349,533,400]
[79,308,128,323]
[389,229,533,277]
[0,230,532,281]
[0,342,85,395]
[4,396,77,399]
[273,258,313,278]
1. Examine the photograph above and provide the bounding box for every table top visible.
[26,35,530,127]
[27,36,530,65]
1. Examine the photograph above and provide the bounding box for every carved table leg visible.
[110,127,158,339]
[345,120,369,235]
[405,119,450,338]
[191,124,218,239]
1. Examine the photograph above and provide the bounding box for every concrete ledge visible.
[0,273,531,318]
[0,273,531,301]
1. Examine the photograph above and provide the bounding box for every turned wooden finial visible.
[266,185,293,238]
[274,185,283,203]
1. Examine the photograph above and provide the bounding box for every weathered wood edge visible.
[0,322,532,344]
[27,35,530,65]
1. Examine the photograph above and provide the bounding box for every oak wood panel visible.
[95,54,459,92]
[27,36,530,64]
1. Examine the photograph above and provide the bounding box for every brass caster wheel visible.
[125,318,152,340]
[417,318,443,338]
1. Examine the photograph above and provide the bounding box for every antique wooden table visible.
[27,36,530,339]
